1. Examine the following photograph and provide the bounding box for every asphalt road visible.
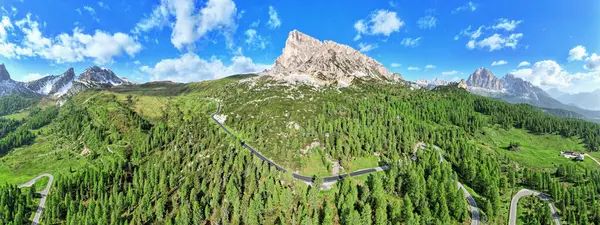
[509,189,561,225]
[18,173,54,225]
[210,100,389,183]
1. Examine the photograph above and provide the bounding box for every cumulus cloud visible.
[425,64,436,71]
[133,0,237,50]
[0,16,13,42]
[401,37,421,47]
[140,52,270,82]
[442,70,459,76]
[511,60,600,92]
[473,33,522,51]
[492,18,522,31]
[354,10,404,40]
[0,14,142,64]
[391,63,401,67]
[407,66,420,71]
[491,60,507,66]
[97,1,110,10]
[417,16,437,30]
[568,45,587,61]
[245,29,267,49]
[452,1,477,14]
[267,6,281,29]
[585,53,600,71]
[518,61,530,67]
[456,19,523,51]
[358,42,377,52]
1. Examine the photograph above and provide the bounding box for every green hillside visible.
[1,76,600,224]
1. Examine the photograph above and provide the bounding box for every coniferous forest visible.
[1,77,600,224]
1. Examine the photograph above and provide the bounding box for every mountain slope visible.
[263,30,403,86]
[25,68,75,96]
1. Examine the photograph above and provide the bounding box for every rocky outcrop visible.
[263,30,402,86]
[78,66,133,87]
[0,64,11,81]
[0,64,38,98]
[466,68,503,90]
[458,79,468,89]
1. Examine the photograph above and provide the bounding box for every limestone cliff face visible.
[466,68,503,90]
[264,30,402,86]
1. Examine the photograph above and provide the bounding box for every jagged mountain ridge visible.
[26,68,76,96]
[263,30,403,86]
[0,64,133,99]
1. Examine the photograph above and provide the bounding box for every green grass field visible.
[475,126,599,171]
[1,110,29,120]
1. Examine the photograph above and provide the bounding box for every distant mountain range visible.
[547,88,600,111]
[464,68,600,123]
[0,64,134,99]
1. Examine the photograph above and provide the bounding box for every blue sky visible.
[0,0,599,92]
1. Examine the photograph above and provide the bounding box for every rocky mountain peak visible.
[78,66,131,87]
[466,67,503,90]
[264,30,401,86]
[0,63,11,81]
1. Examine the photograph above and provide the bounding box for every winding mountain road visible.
[210,100,480,224]
[508,189,561,225]
[17,173,54,225]
[210,100,389,183]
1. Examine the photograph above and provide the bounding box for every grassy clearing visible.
[346,156,380,171]
[475,126,598,171]
[299,150,331,177]
[1,110,29,120]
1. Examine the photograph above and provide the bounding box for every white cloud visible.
[518,61,530,67]
[389,1,398,7]
[245,29,267,49]
[267,6,281,29]
[391,63,401,67]
[358,42,378,52]
[83,6,96,15]
[491,60,507,66]
[354,10,404,38]
[456,19,523,51]
[511,60,600,92]
[492,18,522,31]
[568,45,587,61]
[0,16,13,42]
[250,20,260,28]
[140,53,271,82]
[407,66,420,71]
[0,14,142,64]
[401,37,421,47]
[585,53,600,71]
[16,73,45,82]
[134,60,141,65]
[452,1,477,14]
[75,8,82,15]
[133,0,237,50]
[97,1,110,10]
[473,33,522,51]
[425,64,436,70]
[417,16,437,30]
[442,70,459,76]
